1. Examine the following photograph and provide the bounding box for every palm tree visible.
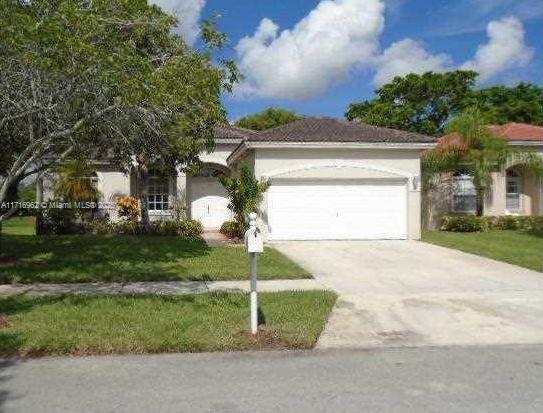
[423,108,543,216]
[55,159,101,212]
[219,163,270,236]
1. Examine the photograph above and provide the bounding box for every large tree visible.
[0,0,237,227]
[346,71,478,136]
[235,107,301,131]
[464,83,543,126]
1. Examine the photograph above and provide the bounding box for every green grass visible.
[0,291,337,357]
[2,216,36,236]
[0,235,310,283]
[423,230,543,272]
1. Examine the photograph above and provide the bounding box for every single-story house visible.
[41,117,436,240]
[426,123,543,225]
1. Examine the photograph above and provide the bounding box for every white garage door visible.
[267,180,408,240]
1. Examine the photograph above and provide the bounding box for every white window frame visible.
[147,176,170,212]
[452,173,477,213]
[506,174,522,213]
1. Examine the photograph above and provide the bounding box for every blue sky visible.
[156,0,543,121]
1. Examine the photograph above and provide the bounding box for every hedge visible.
[441,215,543,234]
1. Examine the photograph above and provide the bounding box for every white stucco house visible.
[42,117,436,240]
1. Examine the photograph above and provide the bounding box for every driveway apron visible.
[273,240,543,349]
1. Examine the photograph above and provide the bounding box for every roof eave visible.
[509,140,543,146]
[227,140,437,166]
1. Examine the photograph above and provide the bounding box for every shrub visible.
[42,204,83,235]
[152,220,180,236]
[85,218,203,237]
[116,196,140,221]
[178,220,203,238]
[523,216,543,235]
[440,215,543,234]
[220,220,243,239]
[493,215,521,230]
[440,215,491,232]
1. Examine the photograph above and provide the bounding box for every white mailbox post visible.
[245,212,263,335]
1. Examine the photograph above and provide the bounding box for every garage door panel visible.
[268,181,407,240]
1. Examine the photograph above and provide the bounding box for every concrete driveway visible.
[273,241,543,349]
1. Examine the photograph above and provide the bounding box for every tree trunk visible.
[35,173,45,235]
[475,188,485,217]
[138,167,150,232]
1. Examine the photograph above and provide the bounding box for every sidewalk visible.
[0,279,324,297]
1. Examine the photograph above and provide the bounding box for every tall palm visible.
[424,108,543,216]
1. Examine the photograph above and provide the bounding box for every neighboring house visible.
[427,123,543,225]
[41,117,436,240]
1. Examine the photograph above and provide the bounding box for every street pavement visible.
[2,345,543,412]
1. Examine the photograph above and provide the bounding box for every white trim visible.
[509,141,543,147]
[262,161,413,180]
[260,161,420,191]
[227,141,436,165]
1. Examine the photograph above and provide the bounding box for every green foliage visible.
[465,83,543,126]
[0,291,336,356]
[440,215,493,232]
[219,164,270,234]
[346,71,477,135]
[0,235,310,283]
[87,218,203,237]
[220,220,242,239]
[42,204,83,235]
[55,160,100,205]
[235,108,301,131]
[424,108,517,216]
[441,215,543,235]
[0,0,237,219]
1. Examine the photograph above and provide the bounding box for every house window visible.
[147,177,169,211]
[506,170,522,212]
[452,173,476,213]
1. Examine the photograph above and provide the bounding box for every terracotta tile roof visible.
[246,117,436,144]
[439,123,543,148]
[488,123,543,141]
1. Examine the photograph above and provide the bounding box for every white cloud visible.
[235,0,386,100]
[373,39,452,85]
[374,16,534,86]
[461,16,534,81]
[149,0,206,45]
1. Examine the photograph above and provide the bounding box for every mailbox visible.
[246,228,264,253]
[245,212,264,253]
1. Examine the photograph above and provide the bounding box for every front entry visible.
[189,176,232,229]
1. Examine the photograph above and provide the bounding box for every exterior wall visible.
[95,167,131,220]
[199,143,239,166]
[245,147,423,240]
[484,172,506,216]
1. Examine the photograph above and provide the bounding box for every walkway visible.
[0,279,323,297]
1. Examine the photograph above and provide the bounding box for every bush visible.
[440,215,491,232]
[440,215,543,234]
[85,218,203,237]
[220,220,243,239]
[523,216,543,235]
[116,196,140,221]
[42,205,84,235]
[177,220,204,238]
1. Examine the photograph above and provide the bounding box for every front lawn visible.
[422,230,543,272]
[0,235,310,283]
[2,216,36,236]
[0,291,336,357]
